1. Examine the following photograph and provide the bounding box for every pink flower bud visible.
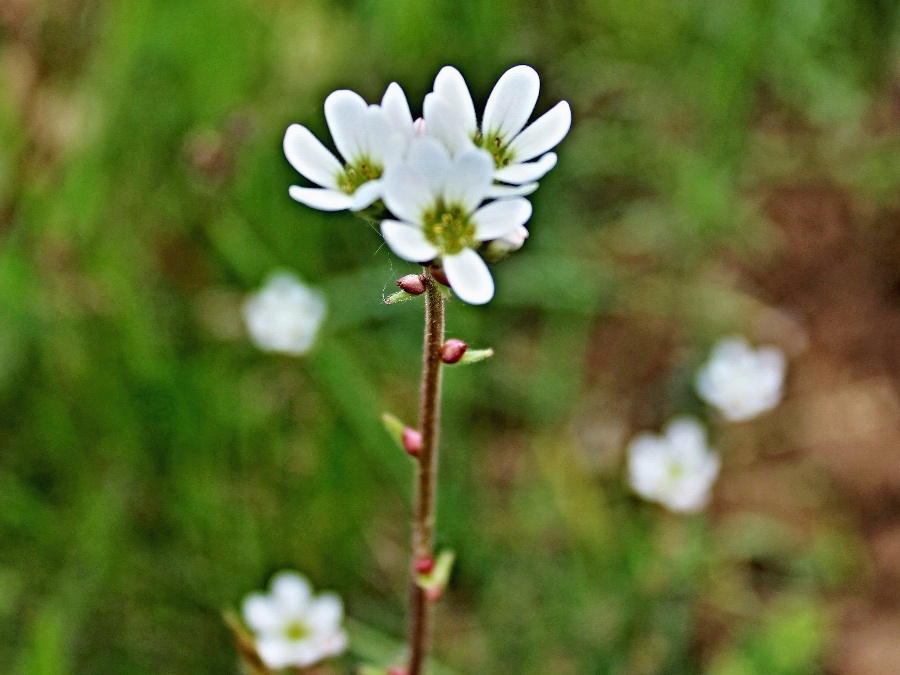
[425,585,444,602]
[402,427,423,457]
[396,274,426,295]
[440,339,468,364]
[415,556,436,575]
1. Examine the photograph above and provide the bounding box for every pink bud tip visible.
[425,585,444,602]
[441,339,468,364]
[402,428,423,457]
[415,556,436,575]
[396,274,426,295]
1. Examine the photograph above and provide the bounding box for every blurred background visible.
[1,0,900,672]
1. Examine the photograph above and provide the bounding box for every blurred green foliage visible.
[0,0,897,672]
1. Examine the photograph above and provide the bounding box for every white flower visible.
[695,337,787,422]
[379,137,532,305]
[243,273,326,355]
[242,571,348,670]
[627,417,720,513]
[423,65,571,197]
[283,84,414,212]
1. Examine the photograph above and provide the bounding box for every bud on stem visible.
[396,274,426,295]
[402,427,423,457]
[428,265,450,287]
[415,556,435,575]
[440,339,468,364]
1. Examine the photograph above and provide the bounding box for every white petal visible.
[432,66,477,135]
[350,179,383,211]
[288,186,353,211]
[381,220,439,262]
[443,149,494,213]
[318,628,349,658]
[256,637,296,669]
[271,572,313,614]
[242,594,284,634]
[283,124,342,189]
[382,130,409,169]
[486,182,539,198]
[494,153,558,184]
[381,82,414,134]
[423,93,475,157]
[483,65,540,141]
[664,418,707,455]
[363,105,392,165]
[443,248,494,305]
[383,165,435,224]
[472,198,532,241]
[306,593,344,630]
[627,435,667,498]
[407,137,452,195]
[507,101,572,162]
[324,89,369,161]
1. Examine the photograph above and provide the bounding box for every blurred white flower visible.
[243,273,326,355]
[380,137,532,305]
[423,65,571,197]
[242,571,348,670]
[283,84,413,212]
[695,337,787,422]
[627,417,720,513]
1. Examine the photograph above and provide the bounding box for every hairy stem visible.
[407,269,444,675]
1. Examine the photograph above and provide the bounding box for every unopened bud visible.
[402,428,423,457]
[484,225,529,262]
[429,266,450,287]
[441,339,468,364]
[415,556,436,575]
[396,274,425,295]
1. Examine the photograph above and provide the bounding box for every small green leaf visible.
[417,549,456,597]
[451,348,493,365]
[381,413,407,449]
[357,667,390,675]
[384,290,420,305]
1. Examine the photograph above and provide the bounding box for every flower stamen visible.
[422,202,475,255]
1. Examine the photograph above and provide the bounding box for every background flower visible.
[627,417,721,513]
[695,337,787,422]
[243,273,327,355]
[242,571,348,670]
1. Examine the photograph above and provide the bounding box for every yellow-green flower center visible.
[423,204,475,255]
[667,462,685,481]
[474,130,515,168]
[284,619,310,642]
[338,157,382,195]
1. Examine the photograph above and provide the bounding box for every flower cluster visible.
[241,571,348,670]
[283,65,571,304]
